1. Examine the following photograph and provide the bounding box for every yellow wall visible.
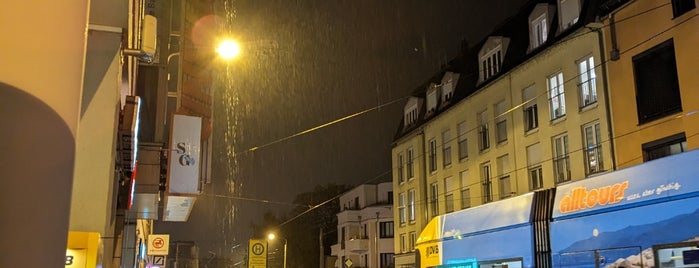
[392,131,427,265]
[603,0,699,168]
[66,232,102,268]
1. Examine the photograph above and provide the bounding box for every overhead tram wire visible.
[202,193,314,208]
[261,7,698,228]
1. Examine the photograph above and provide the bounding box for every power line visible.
[227,4,698,228]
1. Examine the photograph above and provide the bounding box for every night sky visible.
[156,0,527,259]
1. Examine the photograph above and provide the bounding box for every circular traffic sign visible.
[251,243,265,255]
[152,237,165,249]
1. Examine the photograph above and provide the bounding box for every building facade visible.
[331,182,395,268]
[1,0,217,266]
[391,1,616,267]
[600,0,699,168]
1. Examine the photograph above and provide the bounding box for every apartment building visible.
[331,182,395,268]
[599,0,699,168]
[392,1,616,267]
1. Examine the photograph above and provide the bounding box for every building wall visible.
[603,0,699,168]
[392,132,427,267]
[333,183,393,268]
[0,1,89,267]
[420,28,611,214]
[391,17,614,268]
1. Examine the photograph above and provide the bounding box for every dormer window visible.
[533,16,547,47]
[404,97,420,127]
[479,37,509,83]
[441,72,459,105]
[426,84,439,115]
[558,0,581,31]
[481,48,501,81]
[529,4,552,51]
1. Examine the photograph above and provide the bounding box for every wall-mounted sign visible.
[167,114,202,194]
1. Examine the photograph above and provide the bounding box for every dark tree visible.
[283,183,350,268]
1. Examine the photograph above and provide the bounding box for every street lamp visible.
[267,232,287,268]
[216,39,241,60]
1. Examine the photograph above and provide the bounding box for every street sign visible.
[345,258,353,267]
[248,239,267,268]
[147,234,170,255]
[148,255,166,266]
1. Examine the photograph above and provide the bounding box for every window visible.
[461,188,471,209]
[558,0,581,30]
[583,122,604,175]
[430,183,439,217]
[398,192,406,224]
[397,153,404,183]
[429,138,437,172]
[442,129,452,167]
[481,163,492,203]
[481,47,502,81]
[633,39,682,124]
[643,133,687,162]
[478,110,490,151]
[379,221,394,238]
[457,122,468,160]
[408,189,415,222]
[409,232,417,252]
[442,73,457,104]
[578,56,597,107]
[532,14,548,48]
[404,100,419,126]
[527,143,544,190]
[497,155,512,199]
[406,148,414,179]
[341,227,346,249]
[672,0,696,18]
[495,101,508,143]
[552,133,571,183]
[529,166,544,190]
[444,177,455,213]
[400,233,407,253]
[426,86,438,114]
[459,170,470,209]
[380,253,395,268]
[523,86,539,132]
[549,72,566,119]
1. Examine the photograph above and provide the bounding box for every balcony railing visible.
[345,237,369,253]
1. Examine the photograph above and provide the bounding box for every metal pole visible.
[283,240,287,268]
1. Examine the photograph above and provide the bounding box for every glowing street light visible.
[216,39,241,60]
[267,232,287,268]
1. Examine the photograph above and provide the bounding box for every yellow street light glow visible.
[216,39,240,60]
[267,233,276,240]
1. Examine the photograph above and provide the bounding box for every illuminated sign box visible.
[167,114,202,194]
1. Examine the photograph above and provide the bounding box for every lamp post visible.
[267,233,287,268]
